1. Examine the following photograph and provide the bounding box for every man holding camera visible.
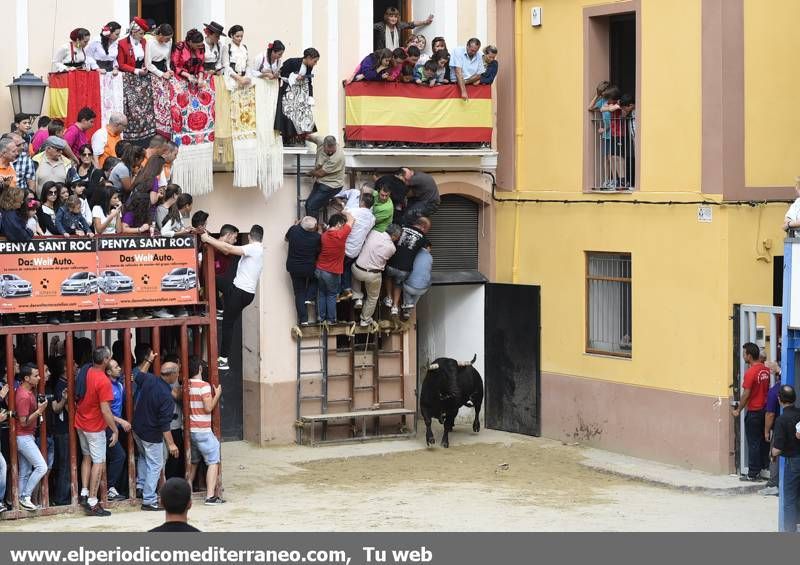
[15,364,48,511]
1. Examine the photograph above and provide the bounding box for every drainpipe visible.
[512,0,524,284]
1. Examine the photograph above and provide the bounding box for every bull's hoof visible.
[473,422,481,433]
[442,439,449,448]
[426,437,435,446]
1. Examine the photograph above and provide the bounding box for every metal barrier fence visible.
[0,239,220,520]
[590,115,636,191]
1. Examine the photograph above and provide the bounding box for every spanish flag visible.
[345,83,492,144]
[48,71,102,137]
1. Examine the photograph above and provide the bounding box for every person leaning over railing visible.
[479,45,499,85]
[344,48,393,85]
[450,38,485,100]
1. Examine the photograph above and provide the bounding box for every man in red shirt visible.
[732,342,772,481]
[75,346,119,516]
[315,211,354,324]
[15,364,48,511]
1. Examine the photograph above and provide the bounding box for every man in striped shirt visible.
[186,356,223,505]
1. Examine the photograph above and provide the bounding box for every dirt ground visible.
[1,430,777,532]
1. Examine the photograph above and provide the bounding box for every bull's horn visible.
[458,354,477,367]
[428,363,439,370]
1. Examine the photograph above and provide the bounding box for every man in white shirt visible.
[340,193,376,300]
[450,38,485,100]
[353,223,402,326]
[201,225,264,370]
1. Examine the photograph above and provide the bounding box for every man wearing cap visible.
[34,136,71,186]
[203,21,227,73]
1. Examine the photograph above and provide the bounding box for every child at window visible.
[415,60,438,87]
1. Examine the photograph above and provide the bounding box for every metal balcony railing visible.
[590,114,636,191]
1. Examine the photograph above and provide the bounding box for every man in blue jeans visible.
[133,362,180,511]
[105,359,130,501]
[770,385,800,532]
[732,342,771,481]
[14,364,49,511]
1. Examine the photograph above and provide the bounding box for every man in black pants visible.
[201,225,264,370]
[213,224,240,320]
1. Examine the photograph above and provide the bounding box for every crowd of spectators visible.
[286,133,435,327]
[0,336,223,517]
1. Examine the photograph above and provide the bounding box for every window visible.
[586,252,632,357]
[584,4,638,192]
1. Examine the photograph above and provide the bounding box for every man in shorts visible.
[186,356,224,505]
[75,346,119,517]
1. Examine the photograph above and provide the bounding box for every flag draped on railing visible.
[344,83,493,144]
[47,71,102,138]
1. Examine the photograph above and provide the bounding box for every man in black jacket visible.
[771,385,800,532]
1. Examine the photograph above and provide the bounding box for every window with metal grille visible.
[586,252,632,357]
[425,195,479,272]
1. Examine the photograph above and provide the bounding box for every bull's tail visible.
[458,354,477,367]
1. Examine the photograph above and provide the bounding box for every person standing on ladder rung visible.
[201,225,265,371]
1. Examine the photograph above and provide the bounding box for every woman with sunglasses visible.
[70,144,96,186]
[37,181,63,235]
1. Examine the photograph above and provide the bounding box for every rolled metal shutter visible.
[426,195,479,271]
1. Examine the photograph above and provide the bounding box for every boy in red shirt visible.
[315,211,354,323]
[732,342,771,481]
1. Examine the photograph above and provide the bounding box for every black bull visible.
[420,356,484,448]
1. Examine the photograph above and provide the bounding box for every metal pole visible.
[65,333,78,508]
[180,326,191,480]
[123,328,135,502]
[5,336,19,512]
[35,332,49,508]
[779,239,795,532]
[296,154,302,220]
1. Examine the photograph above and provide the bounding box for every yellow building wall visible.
[496,200,732,397]
[639,0,701,192]
[514,0,702,194]
[744,0,800,187]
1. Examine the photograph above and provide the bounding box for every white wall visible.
[417,284,485,425]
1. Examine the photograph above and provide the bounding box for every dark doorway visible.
[131,0,178,29]
[774,256,784,307]
[484,283,541,436]
[373,0,412,48]
[609,14,636,100]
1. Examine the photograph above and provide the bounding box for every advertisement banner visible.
[97,235,199,309]
[0,237,98,314]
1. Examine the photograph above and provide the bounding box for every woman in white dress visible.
[53,28,97,72]
[85,22,121,73]
[146,24,175,138]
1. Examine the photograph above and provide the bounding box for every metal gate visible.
[484,283,541,436]
[735,304,781,476]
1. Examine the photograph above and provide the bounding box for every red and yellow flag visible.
[48,71,102,137]
[345,83,492,144]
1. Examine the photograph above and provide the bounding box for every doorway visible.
[373,0,412,49]
[131,0,180,30]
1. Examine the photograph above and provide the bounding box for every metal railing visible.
[0,239,221,520]
[590,114,636,191]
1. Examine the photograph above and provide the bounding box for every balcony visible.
[589,114,636,191]
[343,82,497,171]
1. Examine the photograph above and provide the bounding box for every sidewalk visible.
[579,447,765,495]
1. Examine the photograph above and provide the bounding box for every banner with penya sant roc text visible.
[96,235,199,309]
[0,238,98,313]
